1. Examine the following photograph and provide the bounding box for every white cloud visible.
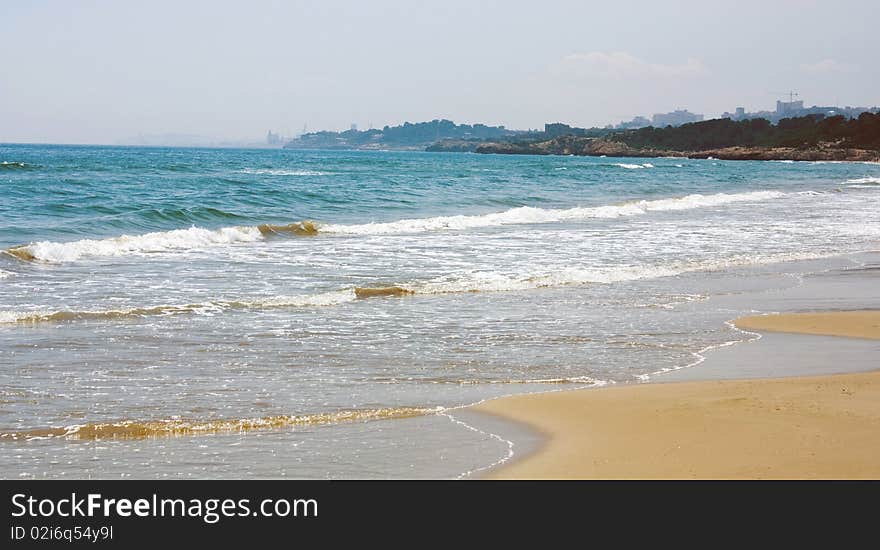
[550,51,706,80]
[800,59,855,74]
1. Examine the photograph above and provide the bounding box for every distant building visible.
[722,98,879,124]
[613,110,703,130]
[776,100,805,115]
[614,116,652,130]
[266,130,282,145]
[350,123,358,132]
[651,109,703,127]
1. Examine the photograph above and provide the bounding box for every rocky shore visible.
[462,137,880,162]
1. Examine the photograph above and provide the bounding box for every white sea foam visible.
[322,191,786,236]
[0,311,22,323]
[19,226,263,262]
[413,251,827,296]
[844,176,880,185]
[0,269,11,279]
[417,265,685,294]
[2,248,843,325]
[0,290,357,324]
[254,289,356,308]
[615,163,652,169]
[240,169,332,176]
[9,191,788,263]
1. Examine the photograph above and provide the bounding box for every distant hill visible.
[468,113,880,162]
[283,119,520,150]
[613,113,880,151]
[283,113,880,161]
[427,123,612,152]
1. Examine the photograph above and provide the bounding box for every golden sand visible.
[735,310,880,340]
[476,310,880,479]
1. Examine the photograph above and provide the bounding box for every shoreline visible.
[471,310,880,479]
[461,137,880,162]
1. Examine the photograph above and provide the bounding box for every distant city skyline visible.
[2,0,878,144]
[112,93,880,148]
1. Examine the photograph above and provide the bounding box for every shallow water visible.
[1,145,879,478]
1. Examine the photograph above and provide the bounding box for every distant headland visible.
[282,101,880,162]
[460,114,880,162]
[283,120,522,151]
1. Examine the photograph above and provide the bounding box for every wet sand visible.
[475,311,880,479]
[735,310,880,340]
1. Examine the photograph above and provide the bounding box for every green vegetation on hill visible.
[615,112,880,151]
[285,119,517,150]
[284,113,880,160]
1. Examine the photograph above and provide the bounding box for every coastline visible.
[461,137,880,162]
[471,311,880,479]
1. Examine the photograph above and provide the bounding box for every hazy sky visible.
[2,0,878,144]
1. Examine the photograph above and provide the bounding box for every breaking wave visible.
[411,251,828,295]
[0,161,35,170]
[240,168,332,176]
[614,163,653,169]
[1,250,834,326]
[844,176,880,185]
[0,407,433,441]
[321,191,785,235]
[257,221,320,236]
[0,290,356,324]
[4,191,787,262]
[5,226,264,263]
[354,286,414,298]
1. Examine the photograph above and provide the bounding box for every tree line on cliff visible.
[286,119,518,149]
[614,112,880,151]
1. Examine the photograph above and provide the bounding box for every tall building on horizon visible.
[651,109,703,127]
[722,98,879,123]
[776,99,805,115]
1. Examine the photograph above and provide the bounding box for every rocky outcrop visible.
[468,137,880,162]
[686,146,880,162]
[582,140,683,158]
[473,137,680,157]
[473,141,553,155]
[425,139,482,152]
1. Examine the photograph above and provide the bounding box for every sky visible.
[2,0,878,144]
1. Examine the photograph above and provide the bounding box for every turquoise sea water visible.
[1,144,879,478]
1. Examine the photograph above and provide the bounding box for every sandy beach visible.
[476,310,880,479]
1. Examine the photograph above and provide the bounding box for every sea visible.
[1,144,879,478]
